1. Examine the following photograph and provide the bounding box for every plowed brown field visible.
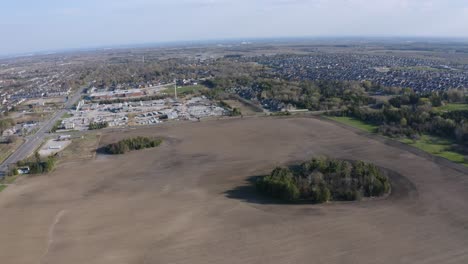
[1,117,467,264]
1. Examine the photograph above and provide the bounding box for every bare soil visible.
[1,117,468,264]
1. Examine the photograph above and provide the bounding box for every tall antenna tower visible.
[142,55,145,64]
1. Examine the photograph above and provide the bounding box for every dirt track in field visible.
[1,117,468,264]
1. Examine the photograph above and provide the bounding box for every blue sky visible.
[1,0,468,55]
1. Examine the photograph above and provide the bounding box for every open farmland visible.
[0,117,468,264]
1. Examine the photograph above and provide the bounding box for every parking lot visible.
[38,138,72,157]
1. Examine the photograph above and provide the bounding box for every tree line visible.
[89,121,109,130]
[203,77,376,111]
[331,89,468,153]
[92,94,166,105]
[12,152,57,175]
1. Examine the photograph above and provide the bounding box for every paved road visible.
[0,87,86,175]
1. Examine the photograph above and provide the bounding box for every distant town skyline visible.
[1,0,468,55]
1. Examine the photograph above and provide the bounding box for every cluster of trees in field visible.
[332,89,468,151]
[13,152,57,175]
[256,157,390,203]
[104,136,162,154]
[89,121,109,130]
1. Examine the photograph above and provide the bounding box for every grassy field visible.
[162,85,207,96]
[14,112,52,123]
[400,135,468,166]
[59,134,101,162]
[0,174,20,192]
[326,116,378,133]
[0,139,24,164]
[0,175,19,185]
[222,100,261,116]
[327,115,468,166]
[62,112,73,119]
[434,103,468,112]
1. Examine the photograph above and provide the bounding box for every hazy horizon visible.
[1,0,468,55]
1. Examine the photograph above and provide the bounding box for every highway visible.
[0,86,86,175]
